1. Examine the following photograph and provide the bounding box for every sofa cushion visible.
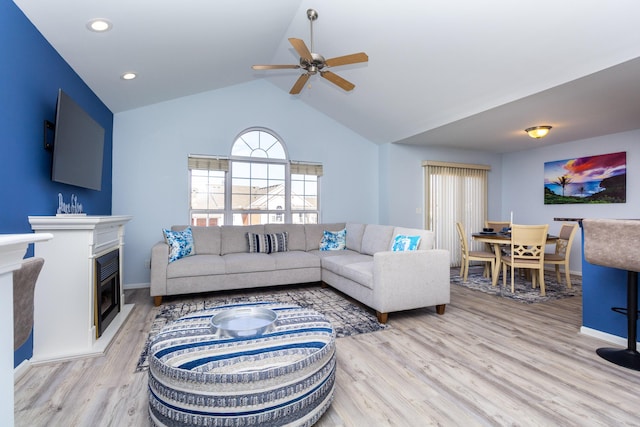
[265,224,306,251]
[321,253,374,290]
[221,225,264,255]
[304,223,346,251]
[361,224,395,255]
[340,262,374,290]
[321,252,373,273]
[269,251,321,270]
[391,234,421,251]
[190,226,221,255]
[393,227,435,250]
[223,252,276,274]
[167,254,225,278]
[171,225,220,255]
[346,223,366,252]
[163,227,194,263]
[247,232,288,254]
[320,229,346,251]
[309,248,360,259]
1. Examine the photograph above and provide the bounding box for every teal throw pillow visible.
[320,228,346,251]
[391,234,421,252]
[163,227,194,262]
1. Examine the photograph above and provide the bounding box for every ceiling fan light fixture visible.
[251,8,368,95]
[525,125,552,139]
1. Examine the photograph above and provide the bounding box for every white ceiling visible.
[13,0,640,153]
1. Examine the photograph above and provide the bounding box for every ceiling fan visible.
[252,9,368,95]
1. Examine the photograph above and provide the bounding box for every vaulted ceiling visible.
[14,0,640,153]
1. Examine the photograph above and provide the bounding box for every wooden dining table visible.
[471,232,558,287]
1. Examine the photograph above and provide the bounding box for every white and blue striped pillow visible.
[247,232,289,254]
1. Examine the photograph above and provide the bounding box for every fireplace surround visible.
[29,215,133,363]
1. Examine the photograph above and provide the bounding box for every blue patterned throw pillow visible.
[320,229,347,251]
[163,227,194,262]
[391,234,421,252]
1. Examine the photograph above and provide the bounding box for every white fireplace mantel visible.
[28,215,133,364]
[0,232,53,427]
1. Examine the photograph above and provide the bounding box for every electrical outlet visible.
[144,259,151,269]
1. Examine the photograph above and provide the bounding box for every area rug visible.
[451,266,581,303]
[135,284,388,372]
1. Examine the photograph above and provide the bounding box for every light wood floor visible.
[15,275,640,426]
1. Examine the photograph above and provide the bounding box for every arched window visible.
[189,128,321,226]
[230,129,288,225]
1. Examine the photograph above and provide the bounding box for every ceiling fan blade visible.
[325,52,369,67]
[288,38,312,62]
[320,71,355,91]
[252,64,300,70]
[290,73,310,94]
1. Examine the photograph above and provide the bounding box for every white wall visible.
[502,128,640,275]
[112,81,379,286]
[378,143,503,228]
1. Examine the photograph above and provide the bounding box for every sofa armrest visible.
[372,249,450,313]
[150,241,169,297]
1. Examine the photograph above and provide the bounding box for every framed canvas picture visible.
[544,151,626,204]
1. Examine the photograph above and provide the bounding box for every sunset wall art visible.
[544,151,626,204]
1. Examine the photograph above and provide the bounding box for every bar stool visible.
[583,218,640,371]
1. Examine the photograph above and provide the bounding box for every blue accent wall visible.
[581,227,638,339]
[1,0,113,367]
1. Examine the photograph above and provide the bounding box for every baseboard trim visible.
[14,359,31,383]
[124,282,149,290]
[580,326,639,348]
[542,266,582,276]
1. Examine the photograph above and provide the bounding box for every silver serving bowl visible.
[211,306,277,338]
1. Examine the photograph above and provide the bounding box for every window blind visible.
[423,161,489,267]
[188,156,229,171]
[290,161,323,176]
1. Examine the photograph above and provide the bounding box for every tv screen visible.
[51,89,105,191]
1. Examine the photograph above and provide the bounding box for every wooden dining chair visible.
[484,220,511,256]
[501,224,549,295]
[456,222,496,282]
[485,220,511,232]
[544,222,578,288]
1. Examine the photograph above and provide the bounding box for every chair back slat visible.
[456,222,468,253]
[510,224,549,263]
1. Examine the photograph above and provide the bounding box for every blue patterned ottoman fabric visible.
[148,302,336,427]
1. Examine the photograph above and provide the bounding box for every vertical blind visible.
[423,161,490,267]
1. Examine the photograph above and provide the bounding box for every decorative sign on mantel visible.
[56,193,85,215]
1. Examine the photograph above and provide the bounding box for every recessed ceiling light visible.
[121,72,137,80]
[87,19,112,32]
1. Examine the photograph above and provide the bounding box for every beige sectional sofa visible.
[150,222,450,323]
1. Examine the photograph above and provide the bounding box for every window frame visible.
[188,127,322,226]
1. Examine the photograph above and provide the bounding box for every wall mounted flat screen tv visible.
[51,89,105,191]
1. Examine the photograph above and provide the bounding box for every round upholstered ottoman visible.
[148,302,336,427]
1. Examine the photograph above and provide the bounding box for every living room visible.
[3,1,640,425]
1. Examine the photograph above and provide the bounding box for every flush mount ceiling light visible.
[525,125,552,139]
[120,72,137,80]
[87,18,112,32]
